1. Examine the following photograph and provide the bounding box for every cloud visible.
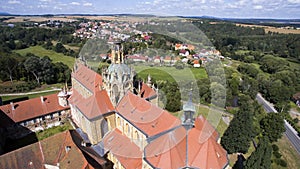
[288,0,300,3]
[38,4,48,8]
[8,0,20,4]
[252,0,264,3]
[39,0,52,2]
[253,5,263,9]
[83,2,93,6]
[70,2,80,5]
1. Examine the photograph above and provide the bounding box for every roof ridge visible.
[54,131,69,164]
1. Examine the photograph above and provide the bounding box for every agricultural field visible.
[236,23,300,34]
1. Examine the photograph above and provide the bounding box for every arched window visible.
[125,123,130,136]
[135,130,139,141]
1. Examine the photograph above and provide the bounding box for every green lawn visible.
[14,46,75,68]
[36,120,73,141]
[133,65,207,82]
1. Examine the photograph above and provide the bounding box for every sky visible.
[0,0,300,19]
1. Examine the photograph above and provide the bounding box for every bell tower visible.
[111,41,124,64]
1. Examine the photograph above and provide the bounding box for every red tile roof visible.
[69,63,114,120]
[144,126,187,169]
[69,89,114,120]
[0,93,69,123]
[140,83,156,99]
[117,92,181,137]
[145,115,228,169]
[0,131,92,169]
[164,56,172,61]
[103,128,142,169]
[72,62,103,93]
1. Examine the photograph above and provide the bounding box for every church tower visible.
[102,41,135,106]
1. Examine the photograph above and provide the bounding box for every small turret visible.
[182,92,196,129]
[147,74,152,87]
[58,85,70,107]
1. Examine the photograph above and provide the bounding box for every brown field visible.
[2,16,78,23]
[236,23,300,34]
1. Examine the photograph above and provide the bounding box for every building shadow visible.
[0,109,38,155]
[232,154,246,169]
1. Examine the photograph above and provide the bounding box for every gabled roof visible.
[69,89,114,120]
[103,128,142,169]
[72,62,103,93]
[116,92,181,137]
[144,115,228,169]
[0,131,92,169]
[0,93,69,124]
[140,83,157,99]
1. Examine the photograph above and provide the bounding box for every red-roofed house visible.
[0,92,70,139]
[193,59,201,68]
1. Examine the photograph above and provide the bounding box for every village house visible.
[0,91,70,139]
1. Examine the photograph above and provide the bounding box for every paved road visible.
[284,120,300,154]
[256,93,300,155]
[256,93,277,113]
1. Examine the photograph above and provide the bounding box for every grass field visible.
[14,46,75,68]
[133,65,207,82]
[36,120,73,141]
[272,135,300,169]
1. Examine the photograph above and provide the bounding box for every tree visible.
[53,62,71,83]
[55,42,66,53]
[40,56,56,84]
[161,82,181,112]
[24,55,42,84]
[221,95,255,154]
[260,113,285,143]
[243,136,272,169]
[0,55,18,83]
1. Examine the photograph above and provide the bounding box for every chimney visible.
[10,102,15,110]
[65,146,71,153]
[40,96,44,103]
